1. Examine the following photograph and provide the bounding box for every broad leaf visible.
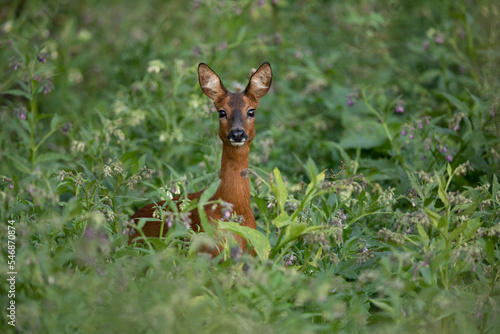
[218,221,270,263]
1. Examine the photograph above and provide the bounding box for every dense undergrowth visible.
[1,0,499,333]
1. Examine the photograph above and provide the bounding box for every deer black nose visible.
[227,128,248,143]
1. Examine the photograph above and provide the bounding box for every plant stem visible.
[29,71,38,172]
[360,91,393,144]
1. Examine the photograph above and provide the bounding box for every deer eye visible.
[218,110,227,119]
[247,109,255,118]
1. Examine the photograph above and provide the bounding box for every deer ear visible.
[198,63,227,101]
[245,62,272,100]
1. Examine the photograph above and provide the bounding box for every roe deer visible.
[128,62,272,256]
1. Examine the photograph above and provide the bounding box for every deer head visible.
[198,62,272,147]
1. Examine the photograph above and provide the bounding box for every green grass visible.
[1,0,499,333]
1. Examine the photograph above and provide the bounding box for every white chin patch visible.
[230,140,245,147]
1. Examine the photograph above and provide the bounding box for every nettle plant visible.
[55,161,156,241]
[402,164,499,286]
[3,45,62,173]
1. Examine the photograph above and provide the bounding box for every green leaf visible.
[50,114,62,131]
[454,197,480,216]
[5,154,31,174]
[437,216,446,230]
[438,187,449,208]
[369,299,395,313]
[485,239,495,264]
[36,153,71,164]
[80,164,97,181]
[197,179,221,234]
[218,221,270,263]
[272,167,288,212]
[199,179,220,204]
[492,174,499,202]
[254,197,268,216]
[418,69,441,83]
[291,170,325,221]
[325,141,351,165]
[273,211,292,228]
[446,163,453,179]
[403,164,424,199]
[305,157,319,183]
[448,220,468,241]
[282,222,308,245]
[338,120,387,149]
[424,209,441,228]
[303,171,325,202]
[440,92,471,113]
[235,26,248,45]
[1,89,31,99]
[464,218,482,240]
[417,223,429,247]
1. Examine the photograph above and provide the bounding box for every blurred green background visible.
[1,0,499,333]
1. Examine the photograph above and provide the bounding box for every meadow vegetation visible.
[1,0,499,332]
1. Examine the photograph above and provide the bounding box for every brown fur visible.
[129,63,272,256]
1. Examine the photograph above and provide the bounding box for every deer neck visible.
[214,143,251,211]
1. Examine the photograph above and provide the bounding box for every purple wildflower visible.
[409,133,414,139]
[62,122,72,135]
[347,99,354,106]
[192,46,200,57]
[37,52,48,63]
[446,155,453,162]
[259,0,265,6]
[220,41,227,51]
[434,33,445,44]
[395,100,405,113]
[274,33,283,45]
[14,104,27,120]
[230,246,242,260]
[9,57,20,70]
[401,130,407,136]
[454,125,460,131]
[43,80,54,94]
[10,183,14,190]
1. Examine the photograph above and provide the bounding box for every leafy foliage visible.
[1,0,499,333]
